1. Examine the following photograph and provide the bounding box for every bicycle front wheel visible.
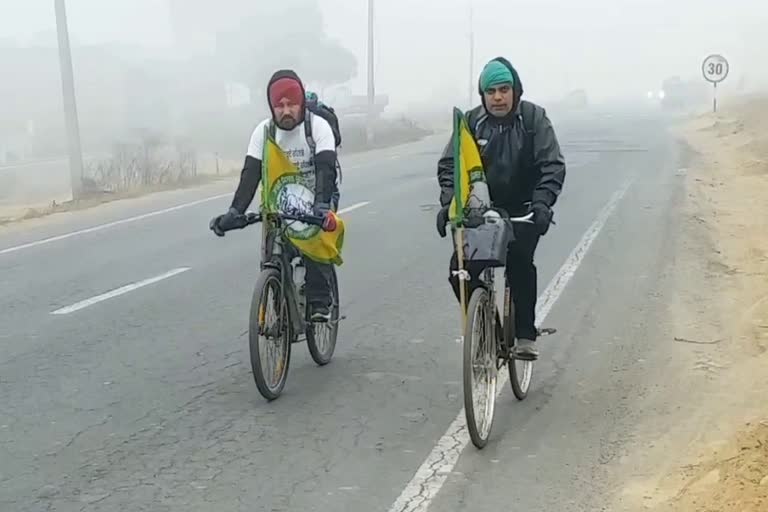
[249,268,292,401]
[463,286,498,449]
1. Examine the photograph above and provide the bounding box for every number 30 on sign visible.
[702,54,729,83]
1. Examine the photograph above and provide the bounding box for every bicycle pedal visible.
[537,327,557,337]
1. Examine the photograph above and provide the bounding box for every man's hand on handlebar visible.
[209,207,242,237]
[313,202,337,232]
[530,202,555,236]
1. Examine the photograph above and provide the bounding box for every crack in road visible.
[391,424,466,512]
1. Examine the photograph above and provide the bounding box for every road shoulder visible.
[0,134,445,231]
[615,97,768,511]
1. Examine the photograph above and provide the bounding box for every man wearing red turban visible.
[210,69,339,322]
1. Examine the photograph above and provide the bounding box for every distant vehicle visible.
[659,76,709,111]
[660,76,686,110]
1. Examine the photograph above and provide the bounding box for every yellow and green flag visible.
[261,127,345,265]
[449,107,486,227]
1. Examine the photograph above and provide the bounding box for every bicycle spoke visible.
[258,281,287,388]
[470,300,493,438]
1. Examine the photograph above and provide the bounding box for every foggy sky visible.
[3,0,767,110]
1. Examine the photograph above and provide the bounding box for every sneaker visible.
[513,338,539,361]
[310,305,331,323]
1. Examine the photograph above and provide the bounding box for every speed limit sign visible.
[702,54,729,83]
[702,54,729,112]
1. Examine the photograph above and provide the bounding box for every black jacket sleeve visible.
[530,108,566,208]
[314,150,338,205]
[436,135,455,207]
[230,155,262,214]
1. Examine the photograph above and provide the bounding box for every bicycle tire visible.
[249,268,292,401]
[463,286,498,449]
[306,266,339,366]
[505,291,534,400]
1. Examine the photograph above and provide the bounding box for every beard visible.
[276,114,299,130]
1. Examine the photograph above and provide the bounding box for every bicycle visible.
[450,208,537,449]
[225,209,341,401]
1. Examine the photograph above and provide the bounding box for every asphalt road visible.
[0,109,684,511]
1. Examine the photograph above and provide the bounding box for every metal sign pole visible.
[702,54,729,114]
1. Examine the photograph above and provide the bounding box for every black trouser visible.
[305,258,333,308]
[448,223,541,341]
[304,189,339,309]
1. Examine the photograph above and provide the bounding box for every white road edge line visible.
[387,178,635,512]
[0,193,232,256]
[338,201,371,215]
[51,267,192,316]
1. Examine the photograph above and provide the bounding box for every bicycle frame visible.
[473,266,508,363]
[258,213,310,337]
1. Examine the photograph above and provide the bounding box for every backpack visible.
[303,108,343,198]
[306,102,342,149]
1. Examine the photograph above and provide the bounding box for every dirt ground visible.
[615,96,768,511]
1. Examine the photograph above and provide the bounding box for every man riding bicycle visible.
[210,69,339,322]
[436,57,567,361]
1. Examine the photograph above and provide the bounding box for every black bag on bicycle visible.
[458,216,512,268]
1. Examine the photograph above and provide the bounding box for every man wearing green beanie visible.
[436,56,567,361]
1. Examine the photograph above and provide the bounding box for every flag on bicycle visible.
[449,107,486,226]
[261,127,345,265]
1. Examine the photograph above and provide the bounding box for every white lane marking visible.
[338,201,371,215]
[0,194,232,256]
[386,178,634,512]
[0,157,67,171]
[51,267,191,315]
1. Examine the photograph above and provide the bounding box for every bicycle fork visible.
[282,266,306,339]
[496,285,513,368]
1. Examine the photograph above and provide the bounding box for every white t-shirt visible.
[246,113,335,178]
[246,113,336,230]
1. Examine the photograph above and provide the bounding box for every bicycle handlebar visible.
[451,207,536,229]
[501,211,535,224]
[240,210,329,229]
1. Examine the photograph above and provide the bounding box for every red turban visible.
[269,78,303,107]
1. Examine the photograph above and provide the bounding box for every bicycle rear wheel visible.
[505,293,534,400]
[463,286,498,449]
[306,266,339,366]
[249,268,292,401]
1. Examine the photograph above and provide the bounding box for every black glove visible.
[209,207,240,237]
[531,202,553,236]
[313,201,331,217]
[436,205,450,238]
[313,201,334,231]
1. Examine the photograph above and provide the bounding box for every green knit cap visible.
[480,60,514,91]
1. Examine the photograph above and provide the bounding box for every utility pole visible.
[55,0,84,200]
[468,1,475,109]
[366,0,375,144]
